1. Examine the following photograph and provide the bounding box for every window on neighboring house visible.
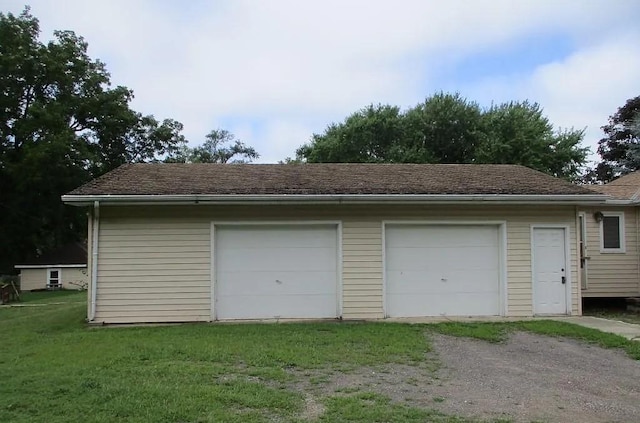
[47,269,61,289]
[600,212,625,253]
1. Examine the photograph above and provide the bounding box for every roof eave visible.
[14,264,87,269]
[602,199,636,205]
[62,193,608,206]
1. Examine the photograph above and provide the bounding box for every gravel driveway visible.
[292,331,640,422]
[427,332,640,422]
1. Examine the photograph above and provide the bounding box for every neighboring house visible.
[62,163,606,324]
[14,242,88,291]
[580,171,640,299]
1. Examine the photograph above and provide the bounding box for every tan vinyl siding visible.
[19,269,46,291]
[93,204,581,323]
[62,268,88,290]
[342,220,383,319]
[94,213,211,324]
[580,207,640,297]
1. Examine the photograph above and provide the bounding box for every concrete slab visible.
[553,316,640,341]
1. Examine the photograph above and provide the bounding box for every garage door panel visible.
[217,247,336,272]
[217,226,336,248]
[386,270,500,294]
[217,271,337,296]
[385,224,502,317]
[215,225,339,320]
[386,292,500,317]
[386,225,498,248]
[386,247,499,271]
[216,294,337,320]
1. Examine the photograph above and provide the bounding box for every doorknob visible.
[561,276,566,284]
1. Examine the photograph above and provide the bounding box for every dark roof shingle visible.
[16,242,87,266]
[66,163,597,197]
[587,171,640,200]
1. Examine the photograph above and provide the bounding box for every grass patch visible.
[0,300,433,422]
[513,320,640,360]
[428,320,640,360]
[18,289,85,304]
[320,392,476,423]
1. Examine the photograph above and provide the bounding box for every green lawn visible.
[2,293,639,423]
[18,289,86,304]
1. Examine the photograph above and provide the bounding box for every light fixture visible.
[594,211,604,222]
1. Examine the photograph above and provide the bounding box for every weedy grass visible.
[428,320,640,360]
[319,392,482,423]
[0,293,435,422]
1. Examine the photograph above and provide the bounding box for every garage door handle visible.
[561,276,566,284]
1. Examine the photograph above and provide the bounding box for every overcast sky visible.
[2,0,640,163]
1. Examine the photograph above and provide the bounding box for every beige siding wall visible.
[62,268,88,290]
[19,269,47,291]
[581,207,640,297]
[95,214,211,324]
[19,267,87,291]
[342,220,384,319]
[92,204,580,323]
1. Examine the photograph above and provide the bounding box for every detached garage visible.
[62,163,606,324]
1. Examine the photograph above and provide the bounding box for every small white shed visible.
[15,242,88,291]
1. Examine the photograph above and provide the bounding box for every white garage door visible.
[215,224,339,320]
[385,224,502,317]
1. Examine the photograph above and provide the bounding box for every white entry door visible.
[533,227,568,315]
[214,224,339,320]
[385,224,502,317]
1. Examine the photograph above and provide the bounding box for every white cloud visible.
[1,0,639,162]
[464,28,640,161]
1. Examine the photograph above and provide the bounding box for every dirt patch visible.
[300,394,325,420]
[286,332,640,422]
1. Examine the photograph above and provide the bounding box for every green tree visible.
[296,104,406,163]
[295,93,588,181]
[476,101,588,181]
[403,92,482,163]
[167,129,259,163]
[296,94,482,163]
[592,96,640,182]
[0,8,185,273]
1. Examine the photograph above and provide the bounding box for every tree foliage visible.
[404,93,482,163]
[295,93,589,181]
[296,104,406,163]
[476,101,588,179]
[591,96,640,182]
[0,8,186,273]
[167,129,259,163]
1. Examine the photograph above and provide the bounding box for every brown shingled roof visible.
[588,171,640,200]
[15,242,87,267]
[66,163,597,197]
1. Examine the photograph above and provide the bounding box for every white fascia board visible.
[62,193,608,206]
[605,199,637,205]
[14,264,86,269]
